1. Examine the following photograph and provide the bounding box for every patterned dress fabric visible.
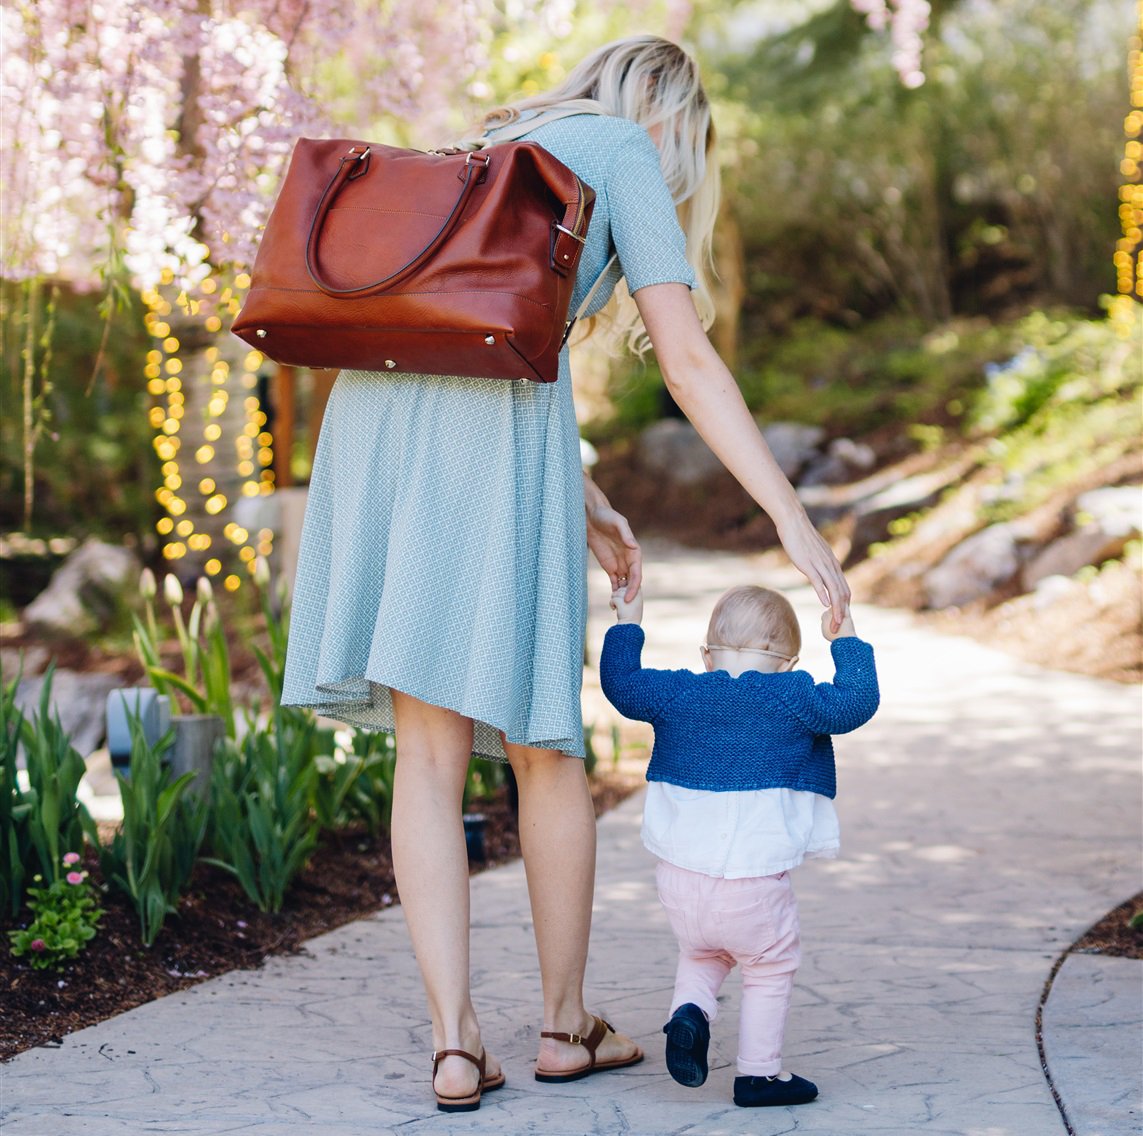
[281,113,695,759]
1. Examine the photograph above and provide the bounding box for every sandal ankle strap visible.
[540,1015,610,1062]
[432,1048,486,1078]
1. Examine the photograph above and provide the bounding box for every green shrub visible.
[463,757,508,812]
[311,736,362,833]
[970,315,1141,521]
[338,730,396,837]
[100,718,209,946]
[133,572,234,735]
[16,666,98,890]
[0,667,31,919]
[204,709,319,914]
[9,854,103,969]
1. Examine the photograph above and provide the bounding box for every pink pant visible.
[656,860,802,1077]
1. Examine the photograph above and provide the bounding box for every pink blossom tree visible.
[1,0,927,563]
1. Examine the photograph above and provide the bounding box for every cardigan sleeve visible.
[776,636,880,735]
[599,624,684,723]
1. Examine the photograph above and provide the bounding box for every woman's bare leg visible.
[389,690,500,1099]
[502,740,641,1073]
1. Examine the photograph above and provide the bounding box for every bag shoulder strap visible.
[561,252,618,349]
[475,103,602,146]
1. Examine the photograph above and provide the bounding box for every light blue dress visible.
[280,114,696,759]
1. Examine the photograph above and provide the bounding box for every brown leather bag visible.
[231,138,596,382]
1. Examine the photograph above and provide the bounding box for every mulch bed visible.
[1,770,643,1063]
[1070,892,1143,960]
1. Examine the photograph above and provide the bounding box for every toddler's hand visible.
[822,608,855,641]
[611,587,644,624]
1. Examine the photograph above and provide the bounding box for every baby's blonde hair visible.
[706,586,801,656]
[469,35,719,355]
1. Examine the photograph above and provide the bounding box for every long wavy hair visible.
[467,35,719,354]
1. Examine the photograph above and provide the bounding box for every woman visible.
[281,34,850,1113]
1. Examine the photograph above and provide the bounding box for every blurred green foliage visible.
[0,281,157,539]
[594,313,1017,440]
[969,313,1141,522]
[716,0,1125,327]
[1,0,1130,548]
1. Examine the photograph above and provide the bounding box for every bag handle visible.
[305,145,490,297]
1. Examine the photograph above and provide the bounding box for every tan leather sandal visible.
[431,1048,506,1113]
[534,1014,645,1083]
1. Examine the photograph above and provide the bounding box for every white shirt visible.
[641,781,840,879]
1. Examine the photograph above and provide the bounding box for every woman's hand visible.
[775,512,852,632]
[584,473,642,601]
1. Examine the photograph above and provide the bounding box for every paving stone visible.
[3,542,1138,1136]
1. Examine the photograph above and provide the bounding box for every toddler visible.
[599,584,879,1108]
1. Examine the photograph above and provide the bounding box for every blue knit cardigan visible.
[599,624,879,798]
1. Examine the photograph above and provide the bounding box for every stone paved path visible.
[2,542,1139,1135]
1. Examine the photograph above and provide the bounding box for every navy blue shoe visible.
[663,1003,709,1087]
[733,1072,818,1107]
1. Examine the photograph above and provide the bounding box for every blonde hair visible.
[470,35,719,355]
[706,586,802,656]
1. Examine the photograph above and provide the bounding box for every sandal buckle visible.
[567,1033,582,1046]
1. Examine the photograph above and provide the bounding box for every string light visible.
[145,269,275,584]
[1110,12,1143,337]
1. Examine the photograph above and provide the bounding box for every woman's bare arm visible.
[633,282,850,627]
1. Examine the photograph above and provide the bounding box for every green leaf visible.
[145,668,207,712]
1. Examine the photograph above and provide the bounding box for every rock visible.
[1019,486,1140,591]
[800,437,878,487]
[15,669,122,759]
[1031,574,1083,610]
[1074,486,1141,538]
[923,523,1022,609]
[1022,526,1130,591]
[801,459,973,558]
[758,421,826,481]
[636,419,723,486]
[0,645,49,682]
[636,418,826,490]
[23,538,139,638]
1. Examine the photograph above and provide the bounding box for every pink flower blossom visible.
[66,871,85,885]
[62,852,81,866]
[30,939,46,952]
[850,0,930,87]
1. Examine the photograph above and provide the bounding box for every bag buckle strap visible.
[550,178,590,278]
[460,150,490,184]
[553,223,585,245]
[342,145,372,179]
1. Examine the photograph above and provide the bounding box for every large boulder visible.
[800,437,877,487]
[636,419,723,487]
[923,522,1022,609]
[23,538,139,638]
[1075,486,1141,537]
[15,669,122,758]
[759,421,827,481]
[1021,485,1141,590]
[636,418,825,489]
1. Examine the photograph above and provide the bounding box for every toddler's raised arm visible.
[610,586,644,625]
